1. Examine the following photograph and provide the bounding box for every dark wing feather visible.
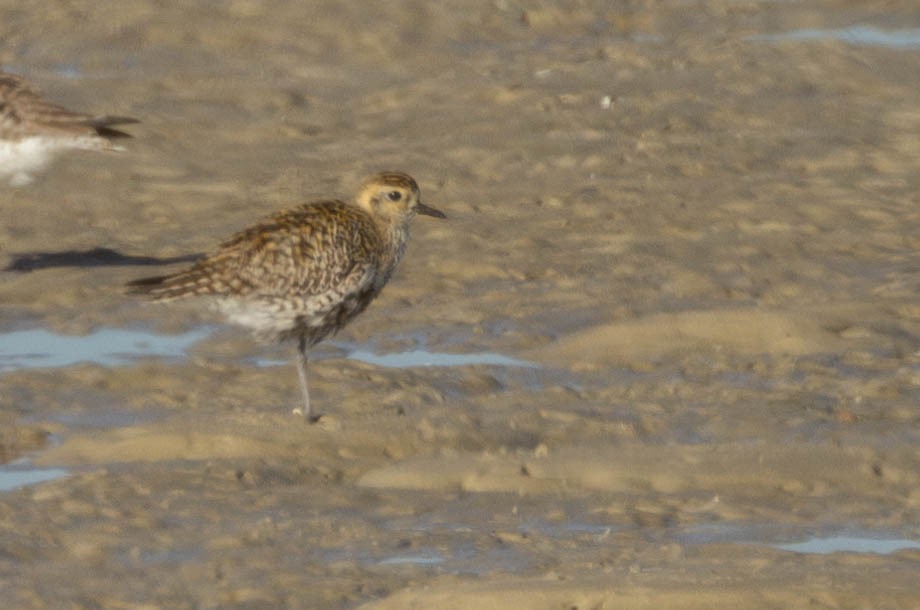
[126,200,381,302]
[0,72,137,139]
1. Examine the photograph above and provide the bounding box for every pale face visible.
[361,182,420,220]
[355,172,446,222]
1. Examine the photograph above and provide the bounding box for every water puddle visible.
[377,551,445,566]
[336,514,920,578]
[0,326,537,373]
[0,327,212,372]
[0,464,68,492]
[773,536,920,555]
[750,26,920,49]
[345,348,537,369]
[366,542,530,575]
[524,519,616,540]
[680,522,920,556]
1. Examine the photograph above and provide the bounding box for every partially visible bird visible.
[126,171,446,420]
[0,72,137,186]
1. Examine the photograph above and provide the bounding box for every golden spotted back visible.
[126,172,444,346]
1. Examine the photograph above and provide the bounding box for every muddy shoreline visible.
[1,1,919,608]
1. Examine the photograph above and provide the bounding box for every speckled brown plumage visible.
[0,72,137,185]
[127,171,445,419]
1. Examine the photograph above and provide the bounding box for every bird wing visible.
[0,73,137,139]
[157,200,381,301]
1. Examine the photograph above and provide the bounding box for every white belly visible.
[0,135,113,185]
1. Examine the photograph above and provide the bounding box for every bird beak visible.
[416,201,447,219]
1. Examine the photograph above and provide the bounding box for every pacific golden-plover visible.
[127,171,445,419]
[0,72,137,186]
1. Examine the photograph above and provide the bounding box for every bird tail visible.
[86,115,139,139]
[125,268,215,302]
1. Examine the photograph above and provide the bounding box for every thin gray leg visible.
[294,337,312,419]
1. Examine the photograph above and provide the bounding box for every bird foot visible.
[291,408,338,428]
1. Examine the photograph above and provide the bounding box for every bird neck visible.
[375,218,411,281]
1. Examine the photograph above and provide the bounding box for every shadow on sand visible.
[3,247,201,273]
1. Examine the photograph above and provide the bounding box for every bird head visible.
[355,171,446,223]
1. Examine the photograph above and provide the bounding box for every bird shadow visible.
[3,247,201,273]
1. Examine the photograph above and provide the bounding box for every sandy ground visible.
[1,1,919,608]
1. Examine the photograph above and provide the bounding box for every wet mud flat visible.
[1,1,919,608]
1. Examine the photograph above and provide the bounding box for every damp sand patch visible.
[535,306,882,369]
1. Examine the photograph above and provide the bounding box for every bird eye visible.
[386,190,402,201]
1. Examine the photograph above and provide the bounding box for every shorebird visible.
[0,72,137,186]
[127,171,446,419]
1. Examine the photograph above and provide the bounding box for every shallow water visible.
[345,348,537,369]
[750,26,920,48]
[773,535,920,555]
[679,522,920,556]
[0,464,67,492]
[0,327,212,372]
[0,326,539,373]
[0,326,535,372]
[375,551,445,567]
